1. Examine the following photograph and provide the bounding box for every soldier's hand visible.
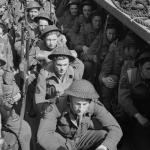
[82,46,89,54]
[135,113,150,127]
[70,50,77,58]
[53,84,64,97]
[13,93,21,103]
[27,72,36,84]
[96,144,108,150]
[102,77,117,88]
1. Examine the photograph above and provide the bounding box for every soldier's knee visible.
[96,130,107,139]
[38,137,59,150]
[19,121,31,142]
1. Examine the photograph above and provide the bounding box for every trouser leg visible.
[101,86,114,112]
[37,116,72,150]
[6,114,31,150]
[75,130,107,150]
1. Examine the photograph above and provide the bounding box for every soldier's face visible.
[45,34,58,49]
[39,19,49,32]
[54,58,69,76]
[71,97,90,116]
[141,62,150,79]
[92,16,102,30]
[26,0,34,5]
[29,8,39,20]
[39,0,47,5]
[83,5,92,19]
[124,46,137,58]
[69,4,78,16]
[106,28,117,42]
[0,5,6,15]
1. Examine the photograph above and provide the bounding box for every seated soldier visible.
[58,0,79,47]
[35,45,84,114]
[75,11,103,82]
[0,55,31,150]
[98,32,126,115]
[70,0,94,46]
[118,51,150,150]
[37,79,123,150]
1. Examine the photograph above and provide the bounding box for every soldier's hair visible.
[46,31,60,37]
[53,56,69,61]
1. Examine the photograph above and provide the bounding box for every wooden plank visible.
[94,0,150,44]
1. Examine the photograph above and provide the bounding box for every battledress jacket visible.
[37,97,123,150]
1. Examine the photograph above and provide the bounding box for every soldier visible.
[35,45,84,113]
[29,25,63,68]
[0,55,31,150]
[14,1,41,57]
[58,0,79,39]
[34,12,53,33]
[37,79,122,150]
[98,34,125,114]
[69,0,94,46]
[75,11,102,82]
[33,12,53,45]
[118,51,150,150]
[120,33,139,75]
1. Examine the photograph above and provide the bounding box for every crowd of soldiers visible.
[0,0,150,150]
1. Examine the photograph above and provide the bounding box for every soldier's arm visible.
[88,33,102,55]
[6,39,14,69]
[71,16,81,34]
[75,25,86,53]
[70,58,84,80]
[29,46,39,67]
[99,50,114,80]
[94,103,123,150]
[118,72,138,117]
[35,69,47,112]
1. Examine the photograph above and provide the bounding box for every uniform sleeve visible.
[70,58,84,79]
[6,41,14,69]
[29,46,39,67]
[100,50,114,79]
[88,32,102,55]
[75,25,86,52]
[35,69,47,111]
[94,103,123,150]
[71,17,81,34]
[118,72,138,117]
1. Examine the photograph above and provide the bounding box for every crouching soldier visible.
[0,56,31,150]
[37,79,123,150]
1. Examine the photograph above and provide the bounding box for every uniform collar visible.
[45,63,74,83]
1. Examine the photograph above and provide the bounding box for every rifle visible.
[18,0,30,138]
